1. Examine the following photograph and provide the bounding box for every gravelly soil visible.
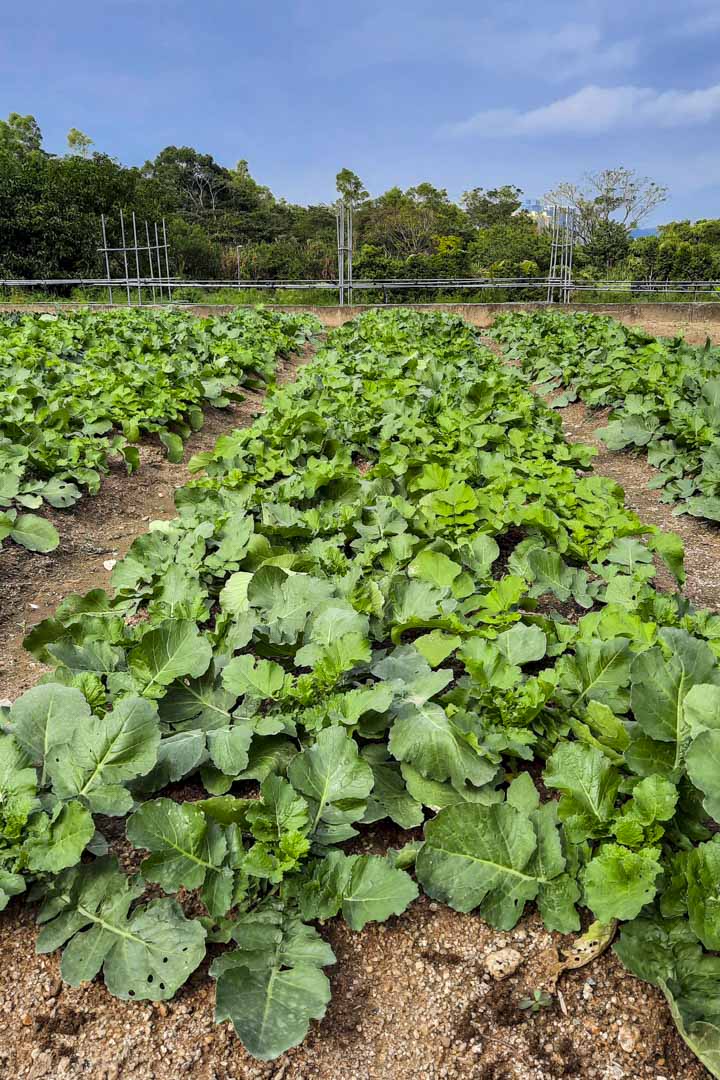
[0,317,716,1080]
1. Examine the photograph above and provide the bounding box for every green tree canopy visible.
[461,185,524,229]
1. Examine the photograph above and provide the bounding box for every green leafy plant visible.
[0,305,319,553]
[492,309,720,523]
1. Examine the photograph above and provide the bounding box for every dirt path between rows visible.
[0,331,714,1080]
[560,402,720,610]
[479,331,720,611]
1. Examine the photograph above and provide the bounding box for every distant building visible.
[519,199,552,231]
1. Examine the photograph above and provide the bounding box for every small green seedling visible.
[519,989,554,1014]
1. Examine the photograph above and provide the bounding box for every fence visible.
[1,275,720,305]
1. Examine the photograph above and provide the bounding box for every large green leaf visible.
[687,838,720,951]
[287,727,373,843]
[128,619,212,694]
[362,748,424,829]
[127,797,236,915]
[10,513,60,553]
[388,700,496,790]
[249,568,334,644]
[9,684,90,768]
[415,798,577,931]
[631,629,720,765]
[615,915,720,1079]
[36,857,206,1000]
[211,909,334,1060]
[131,731,207,794]
[24,801,95,874]
[48,696,160,815]
[556,637,632,713]
[684,684,720,820]
[408,550,462,588]
[221,655,288,700]
[544,742,620,842]
[400,762,501,810]
[295,848,418,928]
[582,843,662,922]
[0,868,26,911]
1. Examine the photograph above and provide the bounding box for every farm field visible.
[0,307,319,555]
[3,307,720,1079]
[492,311,720,523]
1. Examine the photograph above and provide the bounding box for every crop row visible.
[0,306,319,552]
[2,309,720,1070]
[492,309,720,523]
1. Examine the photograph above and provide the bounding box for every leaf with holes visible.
[36,857,206,1000]
[48,696,161,815]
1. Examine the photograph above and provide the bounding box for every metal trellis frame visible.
[97,214,172,305]
[546,205,576,304]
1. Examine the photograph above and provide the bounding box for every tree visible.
[545,168,668,244]
[144,146,229,217]
[469,218,550,277]
[66,128,94,157]
[461,185,523,229]
[335,169,368,205]
[584,219,631,273]
[360,184,467,257]
[0,112,42,154]
[657,219,720,247]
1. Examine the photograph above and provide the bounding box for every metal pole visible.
[347,201,353,306]
[559,207,566,302]
[336,202,345,306]
[145,220,157,304]
[162,219,172,302]
[154,221,164,301]
[236,245,241,282]
[546,206,557,303]
[119,210,132,305]
[565,211,575,303]
[336,203,340,306]
[131,212,142,305]
[100,213,113,305]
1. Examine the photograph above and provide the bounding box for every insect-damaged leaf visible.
[36,857,206,1000]
[48,696,161,815]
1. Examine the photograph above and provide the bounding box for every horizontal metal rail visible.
[2,276,720,294]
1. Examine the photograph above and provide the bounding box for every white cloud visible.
[448,84,720,137]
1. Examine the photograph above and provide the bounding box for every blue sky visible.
[2,0,720,223]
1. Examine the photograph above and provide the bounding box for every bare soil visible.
[611,313,720,345]
[0,321,716,1080]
